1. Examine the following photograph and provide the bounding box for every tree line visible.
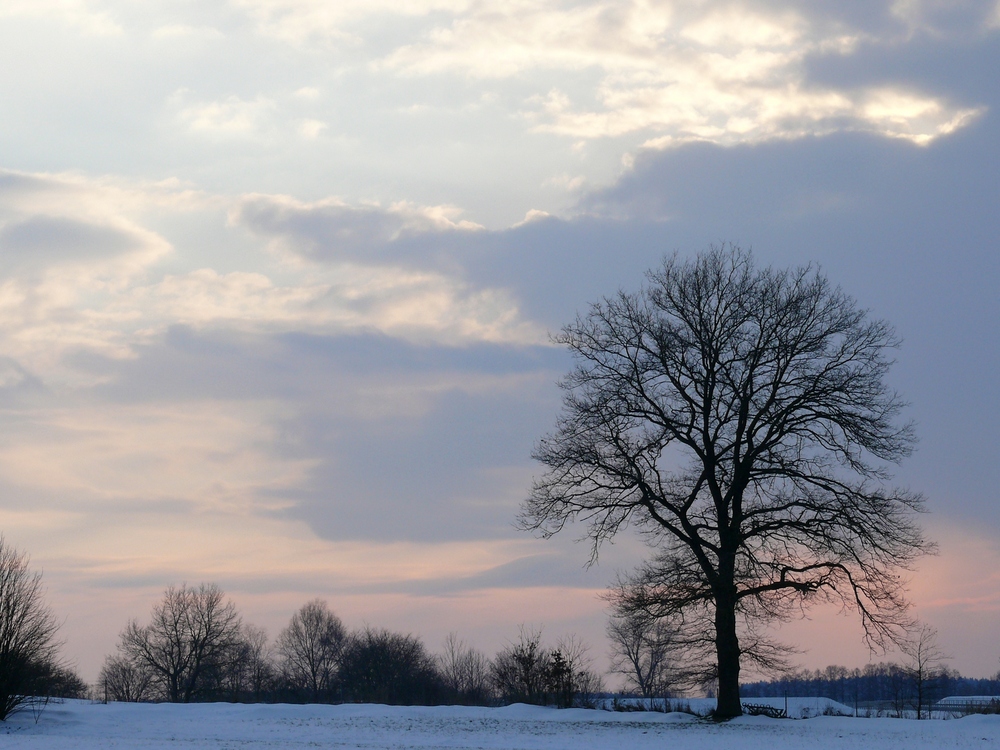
[97,583,602,708]
[3,532,999,725]
[0,536,604,719]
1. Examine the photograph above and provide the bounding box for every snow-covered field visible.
[3,700,999,749]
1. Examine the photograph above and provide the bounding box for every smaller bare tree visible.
[240,624,274,702]
[607,604,680,702]
[277,599,345,703]
[438,633,492,704]
[491,626,550,705]
[98,654,154,702]
[551,634,603,708]
[901,624,949,719]
[217,624,274,702]
[0,537,62,721]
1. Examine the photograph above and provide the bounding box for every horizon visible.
[0,1,998,685]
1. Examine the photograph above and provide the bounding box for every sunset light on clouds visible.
[0,0,998,684]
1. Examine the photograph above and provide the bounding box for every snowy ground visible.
[2,700,999,749]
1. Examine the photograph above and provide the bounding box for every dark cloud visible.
[804,29,1000,104]
[233,194,481,269]
[0,357,47,404]
[0,170,55,198]
[0,216,147,270]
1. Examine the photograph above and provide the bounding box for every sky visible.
[0,0,998,685]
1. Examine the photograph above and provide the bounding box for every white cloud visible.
[131,269,329,328]
[299,118,327,138]
[151,24,225,40]
[173,93,278,137]
[325,265,544,346]
[293,86,321,100]
[371,0,982,147]
[227,195,542,344]
[861,88,983,144]
[233,0,471,44]
[0,170,543,383]
[0,0,123,35]
[0,170,179,374]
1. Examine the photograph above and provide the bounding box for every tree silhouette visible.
[522,246,932,718]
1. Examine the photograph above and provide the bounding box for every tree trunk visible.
[714,592,742,719]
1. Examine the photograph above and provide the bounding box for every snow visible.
[2,699,999,749]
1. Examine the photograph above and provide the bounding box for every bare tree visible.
[551,634,603,707]
[606,597,679,700]
[98,654,154,702]
[276,599,345,703]
[901,623,948,719]
[0,538,62,720]
[217,624,274,702]
[437,633,492,704]
[490,626,549,705]
[239,624,274,702]
[119,583,243,703]
[521,246,932,718]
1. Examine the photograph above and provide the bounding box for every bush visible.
[338,628,443,705]
[491,627,549,705]
[98,654,154,702]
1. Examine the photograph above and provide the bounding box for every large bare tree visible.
[120,583,243,703]
[521,246,932,718]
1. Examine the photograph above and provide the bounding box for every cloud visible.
[299,118,327,138]
[173,93,278,137]
[233,193,484,265]
[0,170,178,375]
[0,168,548,389]
[0,400,310,516]
[123,266,541,346]
[890,0,1000,36]
[0,216,151,271]
[233,0,470,44]
[374,0,983,146]
[0,0,123,35]
[230,194,549,345]
[150,24,225,40]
